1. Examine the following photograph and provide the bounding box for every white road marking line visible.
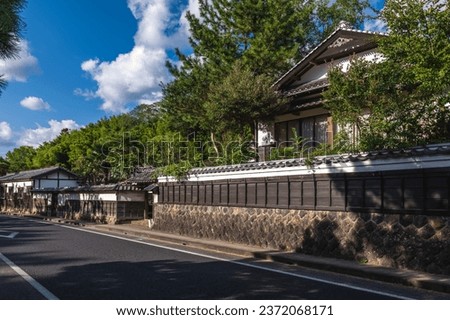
[0,231,19,239]
[0,253,59,300]
[44,222,414,300]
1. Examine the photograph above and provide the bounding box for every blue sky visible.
[0,0,384,156]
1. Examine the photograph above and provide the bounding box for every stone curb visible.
[255,252,450,294]
[17,214,450,295]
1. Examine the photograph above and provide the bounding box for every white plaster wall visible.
[57,192,117,205]
[298,49,382,85]
[79,193,117,201]
[300,64,328,83]
[257,123,275,146]
[4,181,33,193]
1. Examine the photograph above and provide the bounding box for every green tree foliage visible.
[0,0,26,95]
[380,0,450,141]
[0,1,381,182]
[20,104,160,183]
[311,0,377,43]
[0,156,9,175]
[162,0,375,161]
[205,61,286,155]
[325,0,450,150]
[5,146,36,172]
[325,58,413,150]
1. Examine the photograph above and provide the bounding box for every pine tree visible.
[162,0,377,159]
[0,0,26,95]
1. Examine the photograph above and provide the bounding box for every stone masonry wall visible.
[153,203,450,275]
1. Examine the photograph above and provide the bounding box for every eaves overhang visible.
[273,24,387,91]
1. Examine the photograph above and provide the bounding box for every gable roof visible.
[274,21,387,91]
[0,166,78,183]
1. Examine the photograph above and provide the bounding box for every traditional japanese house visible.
[58,184,147,224]
[0,166,79,214]
[258,21,386,158]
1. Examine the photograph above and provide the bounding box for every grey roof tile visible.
[0,166,78,182]
[185,144,450,176]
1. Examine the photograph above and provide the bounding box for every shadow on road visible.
[40,258,391,300]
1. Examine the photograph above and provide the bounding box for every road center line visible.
[46,221,413,300]
[0,252,59,300]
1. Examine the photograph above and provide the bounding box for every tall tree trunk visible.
[210,131,220,159]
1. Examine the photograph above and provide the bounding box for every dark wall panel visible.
[256,182,266,207]
[229,184,237,205]
[426,176,449,212]
[364,178,381,210]
[267,182,278,206]
[238,184,246,205]
[347,179,363,209]
[159,168,450,216]
[331,179,346,210]
[205,184,212,205]
[303,181,315,208]
[290,181,302,208]
[192,185,198,204]
[316,180,330,208]
[213,184,221,205]
[198,185,205,204]
[278,182,289,208]
[247,183,256,206]
[220,184,228,205]
[403,177,423,211]
[383,178,403,211]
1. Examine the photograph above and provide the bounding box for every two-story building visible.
[258,21,385,157]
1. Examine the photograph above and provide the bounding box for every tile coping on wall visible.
[159,144,450,183]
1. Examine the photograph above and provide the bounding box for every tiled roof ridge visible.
[0,165,77,182]
[8,165,60,175]
[187,143,450,175]
[59,183,142,192]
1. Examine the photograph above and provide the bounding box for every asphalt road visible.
[1,215,449,300]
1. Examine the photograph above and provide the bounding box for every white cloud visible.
[18,120,81,147]
[73,88,97,100]
[79,0,199,113]
[365,18,387,32]
[20,96,51,111]
[0,122,13,143]
[81,46,169,113]
[0,40,39,82]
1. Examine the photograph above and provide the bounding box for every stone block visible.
[152,203,450,275]
[365,220,377,233]
[413,215,428,228]
[428,217,447,231]
[419,224,436,240]
[399,214,414,228]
